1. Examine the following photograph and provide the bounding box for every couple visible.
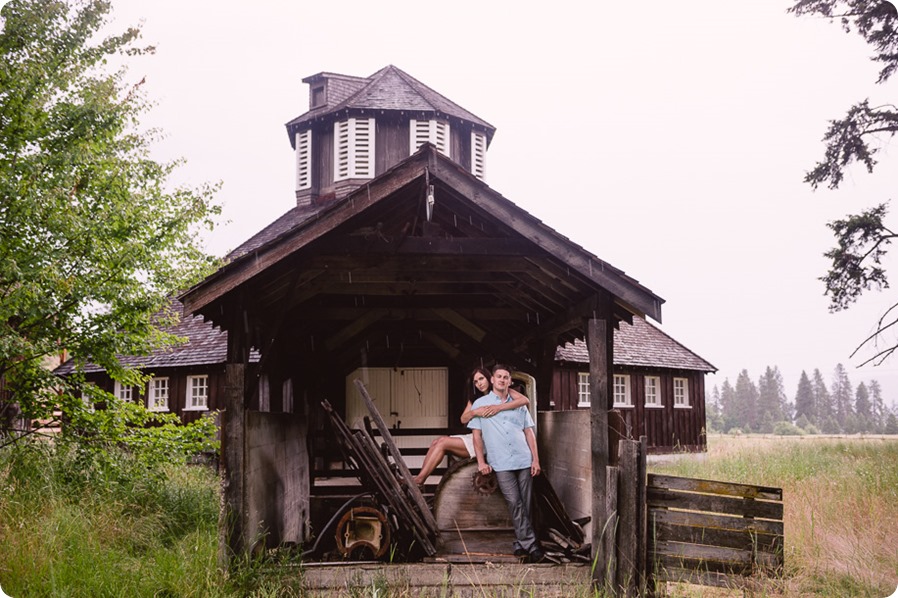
[415,365,545,563]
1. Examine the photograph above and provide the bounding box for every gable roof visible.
[286,65,495,146]
[555,317,716,372]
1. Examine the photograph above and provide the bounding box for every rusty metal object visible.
[472,470,498,495]
[334,505,391,560]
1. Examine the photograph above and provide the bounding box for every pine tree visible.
[794,370,816,425]
[719,378,738,432]
[831,364,855,430]
[855,382,872,432]
[735,370,760,432]
[812,368,834,428]
[758,366,788,432]
[869,380,885,432]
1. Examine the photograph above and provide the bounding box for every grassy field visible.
[649,434,898,597]
[1,434,896,597]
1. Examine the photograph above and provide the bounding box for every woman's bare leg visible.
[414,436,470,485]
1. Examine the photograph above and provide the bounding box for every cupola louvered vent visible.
[295,129,312,191]
[471,131,487,180]
[410,119,450,157]
[334,117,375,181]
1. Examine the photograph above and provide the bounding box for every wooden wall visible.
[550,365,707,453]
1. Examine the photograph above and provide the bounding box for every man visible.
[468,364,545,563]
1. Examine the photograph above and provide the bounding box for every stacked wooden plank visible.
[646,474,784,589]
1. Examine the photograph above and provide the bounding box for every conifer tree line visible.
[707,365,898,435]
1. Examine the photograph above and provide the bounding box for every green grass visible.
[2,435,896,596]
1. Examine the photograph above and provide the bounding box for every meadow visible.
[0,434,895,597]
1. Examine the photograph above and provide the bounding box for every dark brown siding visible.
[549,365,707,453]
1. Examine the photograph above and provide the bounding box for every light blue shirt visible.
[467,391,536,472]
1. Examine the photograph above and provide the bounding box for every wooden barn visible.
[56,66,716,570]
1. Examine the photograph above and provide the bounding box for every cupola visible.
[285,65,496,207]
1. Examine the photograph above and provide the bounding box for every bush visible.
[773,420,805,436]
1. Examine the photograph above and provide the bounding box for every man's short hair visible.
[492,364,513,376]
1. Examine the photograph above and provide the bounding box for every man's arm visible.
[473,429,491,474]
[524,427,540,477]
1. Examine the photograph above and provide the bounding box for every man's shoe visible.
[528,547,546,563]
[513,548,528,560]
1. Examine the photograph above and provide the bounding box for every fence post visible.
[617,440,640,597]
[605,465,619,596]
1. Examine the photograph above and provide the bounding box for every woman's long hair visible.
[467,366,493,402]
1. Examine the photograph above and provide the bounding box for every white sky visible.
[89,0,898,404]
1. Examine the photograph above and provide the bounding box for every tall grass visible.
[2,435,896,597]
[650,434,898,597]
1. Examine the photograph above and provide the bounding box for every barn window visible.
[645,376,662,407]
[310,84,326,108]
[186,375,209,411]
[613,374,632,407]
[114,381,134,403]
[410,119,450,157]
[471,131,487,179]
[674,377,690,408]
[577,372,591,407]
[334,117,375,181]
[148,377,169,412]
[295,129,312,191]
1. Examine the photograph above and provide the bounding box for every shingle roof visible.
[555,317,716,372]
[286,65,495,137]
[53,300,259,376]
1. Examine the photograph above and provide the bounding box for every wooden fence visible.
[646,473,784,589]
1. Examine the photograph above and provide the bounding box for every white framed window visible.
[674,377,690,408]
[410,119,450,157]
[471,131,487,180]
[645,376,662,408]
[148,377,170,412]
[295,129,312,191]
[114,380,134,403]
[577,372,591,407]
[185,375,209,411]
[334,117,375,181]
[613,374,632,407]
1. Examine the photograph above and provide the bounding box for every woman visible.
[412,367,530,486]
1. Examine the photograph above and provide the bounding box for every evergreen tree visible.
[885,411,898,435]
[734,370,760,432]
[831,364,855,429]
[758,366,788,432]
[812,368,834,428]
[855,382,872,432]
[869,380,885,432]
[794,370,816,424]
[719,378,738,432]
[706,385,724,432]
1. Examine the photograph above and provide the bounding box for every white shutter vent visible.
[334,117,375,181]
[295,129,312,191]
[471,131,486,180]
[410,119,451,157]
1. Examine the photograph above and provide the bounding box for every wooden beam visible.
[219,363,246,569]
[324,309,389,351]
[587,317,610,590]
[431,308,487,342]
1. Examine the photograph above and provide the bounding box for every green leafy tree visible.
[789,1,898,365]
[0,0,221,433]
[794,370,817,424]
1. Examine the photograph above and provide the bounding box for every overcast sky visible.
[19,0,898,403]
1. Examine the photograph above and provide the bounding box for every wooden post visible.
[587,317,610,590]
[219,362,246,568]
[617,439,639,597]
[604,465,619,595]
[637,435,648,592]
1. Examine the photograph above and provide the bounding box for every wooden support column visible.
[220,362,246,568]
[587,317,611,590]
